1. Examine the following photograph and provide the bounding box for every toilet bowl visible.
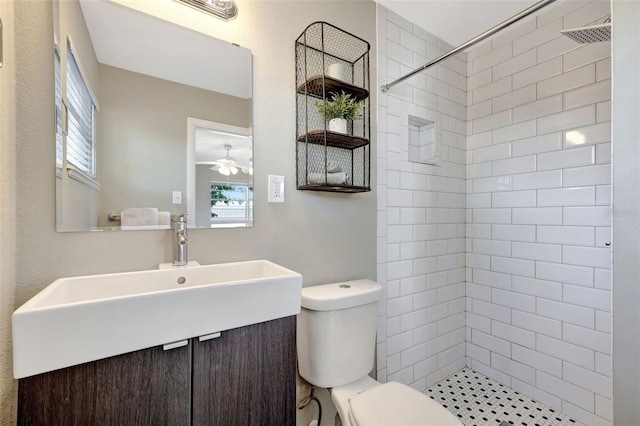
[297,279,462,426]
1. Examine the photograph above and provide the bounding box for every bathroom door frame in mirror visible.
[187,118,253,229]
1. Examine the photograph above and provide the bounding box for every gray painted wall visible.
[0,1,18,423]
[612,1,640,424]
[4,0,377,423]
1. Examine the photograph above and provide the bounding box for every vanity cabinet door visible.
[192,316,296,426]
[18,342,191,425]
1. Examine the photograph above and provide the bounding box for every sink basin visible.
[13,260,302,378]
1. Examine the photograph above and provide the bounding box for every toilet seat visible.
[348,382,463,426]
[331,376,381,426]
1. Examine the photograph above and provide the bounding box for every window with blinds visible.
[55,45,63,167]
[66,41,96,177]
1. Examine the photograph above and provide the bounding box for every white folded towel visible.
[326,160,343,173]
[308,172,348,185]
[121,208,158,227]
[158,211,170,226]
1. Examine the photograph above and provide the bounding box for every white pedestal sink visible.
[12,260,302,379]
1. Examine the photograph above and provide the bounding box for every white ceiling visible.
[378,0,540,47]
[195,129,252,165]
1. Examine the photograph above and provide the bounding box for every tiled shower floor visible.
[425,367,583,426]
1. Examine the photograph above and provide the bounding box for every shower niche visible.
[408,114,441,166]
[295,22,371,193]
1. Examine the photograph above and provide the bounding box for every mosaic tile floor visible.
[425,367,583,426]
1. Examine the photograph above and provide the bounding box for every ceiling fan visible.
[210,144,251,176]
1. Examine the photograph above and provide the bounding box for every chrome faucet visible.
[171,214,188,266]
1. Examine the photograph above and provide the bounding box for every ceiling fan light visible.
[230,166,239,175]
[219,165,231,176]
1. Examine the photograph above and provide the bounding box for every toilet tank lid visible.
[301,279,382,311]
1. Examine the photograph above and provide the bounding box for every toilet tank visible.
[297,279,382,388]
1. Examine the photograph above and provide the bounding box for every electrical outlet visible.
[268,175,285,203]
[172,191,182,204]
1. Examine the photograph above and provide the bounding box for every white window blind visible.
[66,42,96,177]
[55,45,63,167]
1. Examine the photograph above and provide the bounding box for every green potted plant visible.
[315,91,364,134]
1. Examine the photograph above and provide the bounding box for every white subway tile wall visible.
[465,2,612,426]
[378,1,611,425]
[378,6,467,391]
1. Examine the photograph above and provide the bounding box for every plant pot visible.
[329,118,347,134]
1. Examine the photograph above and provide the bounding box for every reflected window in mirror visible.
[54,43,63,169]
[55,34,102,231]
[210,183,253,228]
[66,40,98,181]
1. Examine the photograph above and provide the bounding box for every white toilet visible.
[297,279,463,426]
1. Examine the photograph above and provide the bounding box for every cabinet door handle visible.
[163,340,189,351]
[198,332,221,342]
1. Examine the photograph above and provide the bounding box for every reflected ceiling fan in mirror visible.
[210,144,251,176]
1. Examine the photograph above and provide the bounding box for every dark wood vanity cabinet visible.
[18,341,191,425]
[193,315,297,425]
[18,316,296,425]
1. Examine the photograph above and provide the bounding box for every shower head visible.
[561,21,611,44]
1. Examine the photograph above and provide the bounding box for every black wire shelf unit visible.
[295,22,371,193]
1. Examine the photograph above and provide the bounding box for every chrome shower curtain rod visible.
[380,0,557,93]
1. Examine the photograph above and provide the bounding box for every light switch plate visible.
[172,191,182,204]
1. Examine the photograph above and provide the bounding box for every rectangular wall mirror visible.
[54,0,253,232]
